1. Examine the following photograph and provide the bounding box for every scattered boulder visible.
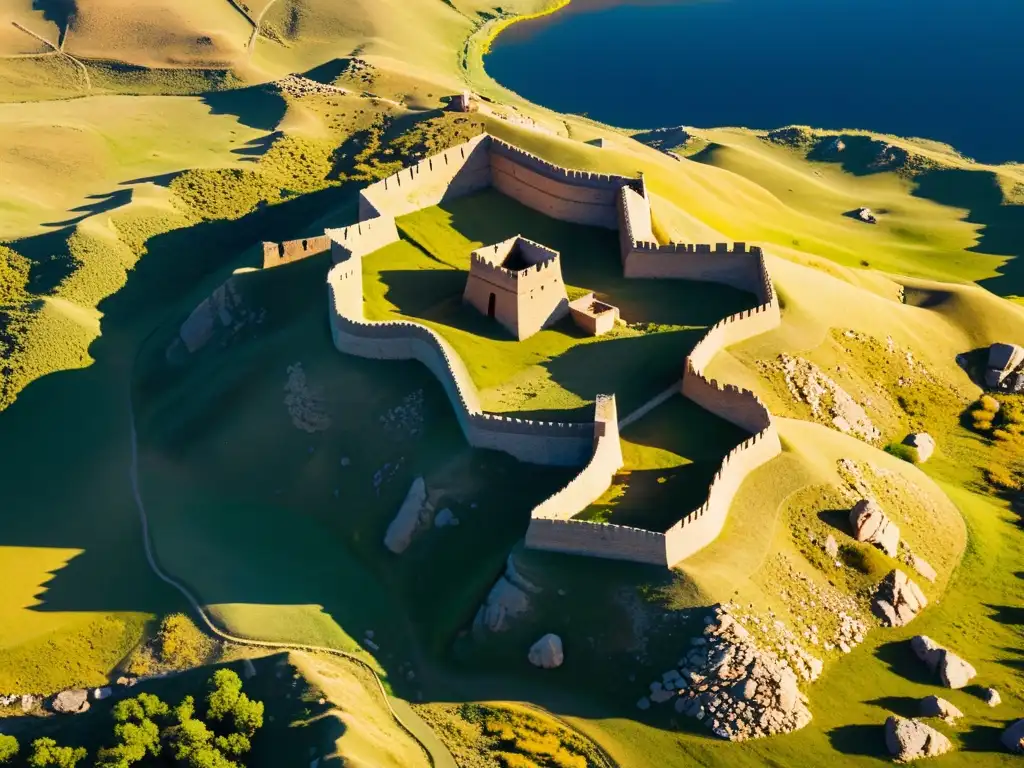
[872,570,927,627]
[920,695,962,724]
[20,694,38,712]
[92,687,112,701]
[910,555,936,583]
[903,433,935,463]
[855,207,878,224]
[910,636,943,671]
[1002,719,1024,753]
[939,652,976,690]
[528,634,564,669]
[52,689,90,714]
[383,477,427,554]
[985,342,1024,390]
[822,136,846,156]
[449,90,473,112]
[178,278,244,354]
[850,499,900,556]
[884,715,953,761]
[434,508,458,528]
[242,658,257,680]
[825,535,839,558]
[647,607,816,741]
[984,687,1001,707]
[474,576,530,633]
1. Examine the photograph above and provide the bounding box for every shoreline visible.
[478,0,571,55]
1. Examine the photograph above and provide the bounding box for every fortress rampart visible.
[262,234,331,268]
[317,133,785,567]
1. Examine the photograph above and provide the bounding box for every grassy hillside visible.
[0,0,1022,766]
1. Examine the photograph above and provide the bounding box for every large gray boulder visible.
[474,576,530,633]
[52,689,90,714]
[850,499,900,557]
[885,715,953,761]
[528,634,564,669]
[903,433,935,463]
[939,651,976,690]
[910,636,943,671]
[872,570,927,627]
[920,695,962,724]
[985,342,1024,389]
[383,477,426,554]
[1002,719,1024,753]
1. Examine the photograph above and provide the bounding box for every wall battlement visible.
[262,234,331,268]
[313,132,786,567]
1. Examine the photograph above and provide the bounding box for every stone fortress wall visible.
[321,132,783,567]
[262,234,332,268]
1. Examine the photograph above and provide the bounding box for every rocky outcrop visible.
[884,715,953,761]
[51,689,89,714]
[383,477,427,554]
[434,508,459,528]
[872,570,927,627]
[903,433,935,463]
[178,278,247,354]
[920,695,962,724]
[1002,719,1024,753]
[910,636,944,671]
[646,608,815,741]
[939,652,976,690]
[985,342,1024,391]
[850,499,900,557]
[473,555,539,634]
[910,555,936,583]
[528,634,564,669]
[855,207,878,224]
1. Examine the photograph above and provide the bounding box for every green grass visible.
[362,190,756,417]
[577,394,749,531]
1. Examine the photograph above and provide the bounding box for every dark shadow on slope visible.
[986,603,1024,625]
[32,0,74,43]
[960,722,1010,753]
[875,640,936,686]
[233,131,283,159]
[866,696,920,719]
[302,58,352,85]
[120,172,180,187]
[202,84,287,132]
[42,189,134,228]
[828,724,886,757]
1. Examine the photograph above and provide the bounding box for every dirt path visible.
[248,0,280,57]
[618,381,680,430]
[9,21,90,90]
[126,393,452,768]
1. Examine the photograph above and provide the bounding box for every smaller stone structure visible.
[450,90,473,112]
[463,235,569,340]
[568,293,619,336]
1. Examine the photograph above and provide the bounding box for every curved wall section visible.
[320,133,786,567]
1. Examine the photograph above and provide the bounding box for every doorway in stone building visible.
[487,293,496,318]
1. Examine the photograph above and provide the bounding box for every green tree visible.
[206,669,242,722]
[170,717,214,762]
[113,693,169,724]
[230,693,264,736]
[175,694,196,724]
[214,732,251,758]
[27,738,87,768]
[0,735,19,764]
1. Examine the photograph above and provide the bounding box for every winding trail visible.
[126,394,455,768]
[9,22,90,90]
[247,0,280,57]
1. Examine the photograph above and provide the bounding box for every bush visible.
[0,735,19,764]
[985,465,1023,492]
[158,614,212,669]
[27,738,87,768]
[978,394,1000,413]
[884,442,918,463]
[840,543,891,577]
[206,669,243,722]
[0,245,29,303]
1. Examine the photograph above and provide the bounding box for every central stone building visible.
[463,235,569,340]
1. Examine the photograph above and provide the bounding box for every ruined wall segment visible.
[326,218,401,263]
[262,235,331,268]
[358,134,492,221]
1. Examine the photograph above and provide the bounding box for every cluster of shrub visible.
[0,669,263,768]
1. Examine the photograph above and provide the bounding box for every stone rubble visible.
[274,74,349,99]
[639,606,815,741]
[380,389,424,440]
[849,498,900,557]
[284,363,331,433]
[872,570,927,627]
[884,715,953,761]
[777,354,881,443]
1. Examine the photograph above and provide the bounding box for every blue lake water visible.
[486,0,1024,163]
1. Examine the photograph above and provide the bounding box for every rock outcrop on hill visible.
[850,499,900,557]
[985,342,1024,391]
[1002,719,1024,753]
[873,570,927,627]
[383,477,426,554]
[884,715,953,761]
[51,689,89,714]
[473,555,539,634]
[910,635,976,689]
[528,634,564,669]
[643,608,816,741]
[904,433,935,462]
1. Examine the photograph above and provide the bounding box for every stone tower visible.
[463,235,569,340]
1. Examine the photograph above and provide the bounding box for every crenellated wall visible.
[262,235,331,268]
[316,133,786,568]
